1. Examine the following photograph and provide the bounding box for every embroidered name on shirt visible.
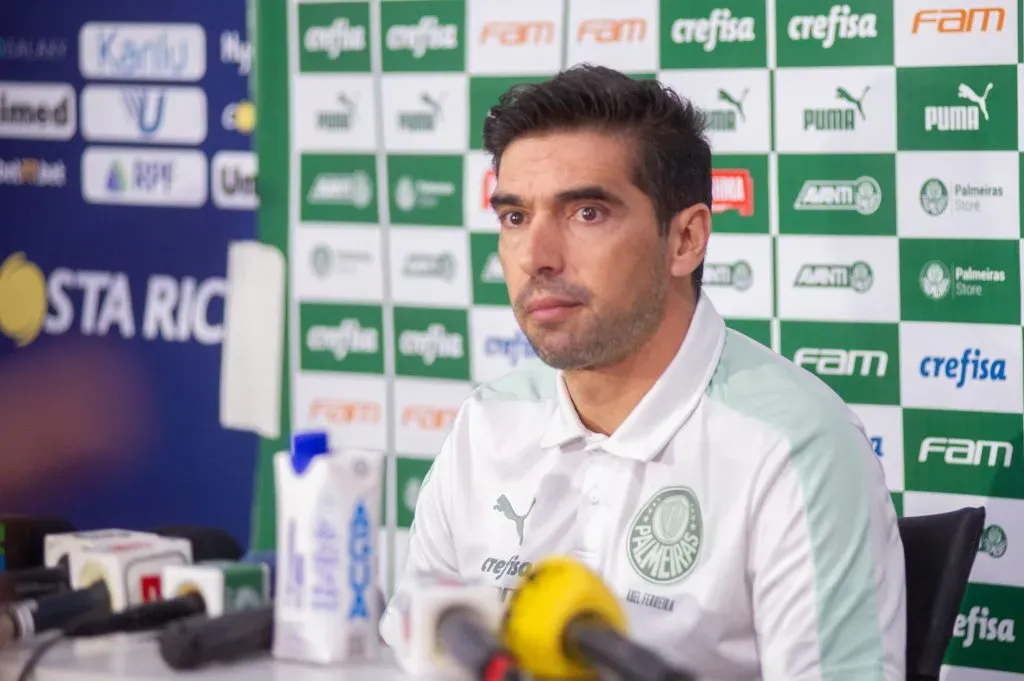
[627,588,676,612]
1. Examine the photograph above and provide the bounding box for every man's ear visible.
[667,203,711,279]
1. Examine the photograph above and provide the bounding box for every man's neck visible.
[563,299,697,436]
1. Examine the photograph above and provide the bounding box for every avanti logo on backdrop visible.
[702,261,753,291]
[402,252,455,282]
[912,8,1005,34]
[794,262,874,292]
[78,23,206,81]
[918,348,1007,388]
[0,157,66,188]
[793,176,881,215]
[301,153,377,223]
[0,252,226,347]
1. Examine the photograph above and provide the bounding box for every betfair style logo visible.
[627,487,703,584]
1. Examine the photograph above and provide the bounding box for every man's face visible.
[490,129,669,371]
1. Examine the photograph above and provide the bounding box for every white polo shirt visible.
[381,295,906,681]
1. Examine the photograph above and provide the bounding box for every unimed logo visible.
[0,82,76,140]
[912,8,1005,34]
[918,348,1007,388]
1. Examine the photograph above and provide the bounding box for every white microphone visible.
[67,535,192,611]
[44,529,160,568]
[385,573,519,680]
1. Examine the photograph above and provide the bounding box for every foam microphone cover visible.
[149,526,244,562]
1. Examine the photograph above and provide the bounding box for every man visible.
[381,65,906,681]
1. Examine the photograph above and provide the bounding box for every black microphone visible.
[66,592,206,638]
[159,604,273,670]
[437,606,521,681]
[0,582,110,646]
[566,618,694,681]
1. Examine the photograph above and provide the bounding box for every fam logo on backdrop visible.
[467,1,563,74]
[0,252,225,349]
[394,379,470,455]
[895,3,1015,66]
[293,372,387,452]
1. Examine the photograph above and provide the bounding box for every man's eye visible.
[574,206,604,222]
[501,211,525,227]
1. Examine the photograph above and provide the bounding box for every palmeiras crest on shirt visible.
[626,486,703,585]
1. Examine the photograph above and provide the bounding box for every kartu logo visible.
[711,169,753,216]
[402,405,458,431]
[577,18,647,43]
[140,574,162,602]
[912,8,1005,34]
[480,21,555,46]
[309,399,381,424]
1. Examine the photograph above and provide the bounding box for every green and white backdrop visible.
[252,0,1024,676]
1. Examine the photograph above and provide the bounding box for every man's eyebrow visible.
[489,185,625,212]
[553,185,625,207]
[489,192,522,210]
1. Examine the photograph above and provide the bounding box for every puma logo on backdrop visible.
[493,494,536,546]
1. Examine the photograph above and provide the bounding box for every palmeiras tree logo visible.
[626,486,703,584]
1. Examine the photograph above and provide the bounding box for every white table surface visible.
[0,634,449,681]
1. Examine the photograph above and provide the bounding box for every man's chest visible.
[453,449,752,625]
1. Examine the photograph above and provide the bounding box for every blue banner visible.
[0,1,258,547]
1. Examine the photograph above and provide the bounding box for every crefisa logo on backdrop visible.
[77,22,213,208]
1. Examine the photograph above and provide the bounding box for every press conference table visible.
[0,635,453,681]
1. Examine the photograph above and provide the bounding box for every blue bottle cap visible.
[290,431,329,474]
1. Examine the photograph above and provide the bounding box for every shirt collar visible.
[539,294,726,461]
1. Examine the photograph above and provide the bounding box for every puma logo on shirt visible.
[493,494,536,546]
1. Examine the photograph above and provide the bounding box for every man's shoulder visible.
[445,359,560,456]
[706,329,865,449]
[468,357,560,405]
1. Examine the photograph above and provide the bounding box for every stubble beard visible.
[515,256,668,371]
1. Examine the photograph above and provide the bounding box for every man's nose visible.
[518,214,565,276]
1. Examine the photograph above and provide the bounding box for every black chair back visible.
[899,507,986,681]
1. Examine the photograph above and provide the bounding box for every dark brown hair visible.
[482,64,711,296]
